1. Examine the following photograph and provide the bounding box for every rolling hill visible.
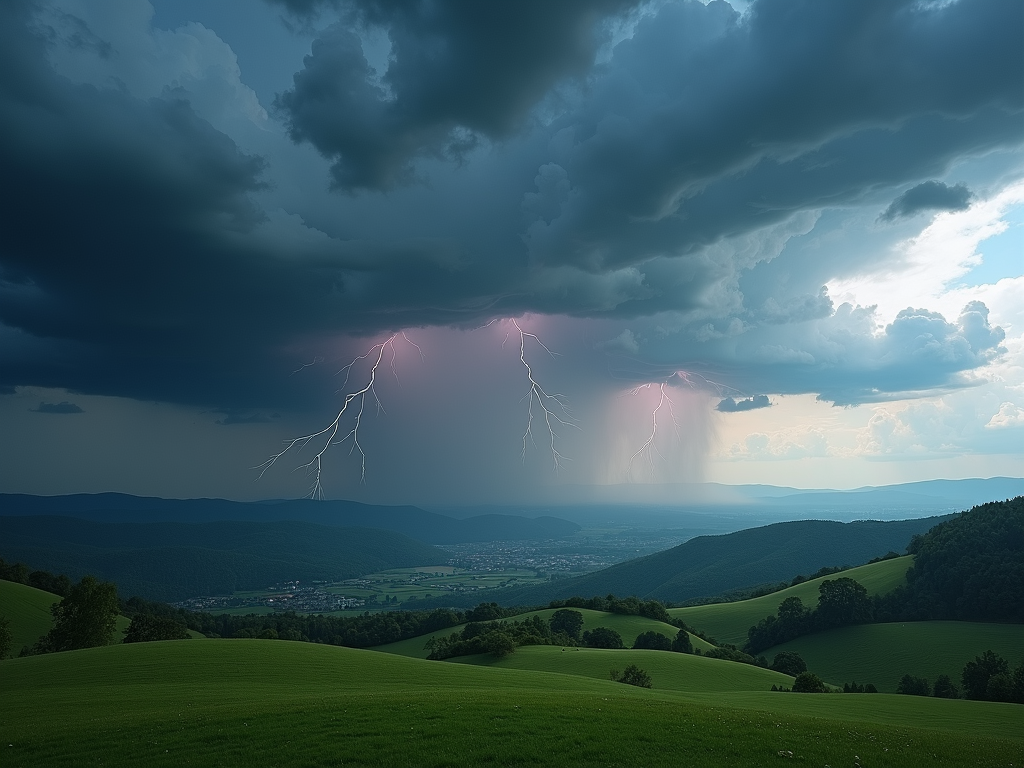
[2,640,1020,767]
[0,515,446,601]
[0,493,580,544]
[0,579,59,654]
[669,555,912,646]
[764,621,1024,693]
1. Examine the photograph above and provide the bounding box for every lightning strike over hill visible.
[626,382,679,481]
[257,333,420,498]
[505,318,578,471]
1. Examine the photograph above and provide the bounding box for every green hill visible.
[766,621,1024,693]
[1,640,1020,767]
[669,555,911,646]
[0,579,59,654]
[449,644,792,692]
[374,607,715,659]
[0,516,446,601]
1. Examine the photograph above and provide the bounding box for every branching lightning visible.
[257,333,419,499]
[504,318,577,470]
[625,382,680,480]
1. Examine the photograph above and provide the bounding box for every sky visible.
[0,0,1021,505]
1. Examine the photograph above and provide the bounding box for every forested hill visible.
[0,493,579,544]
[877,495,1024,623]
[0,516,445,602]
[426,517,948,609]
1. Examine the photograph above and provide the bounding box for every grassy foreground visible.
[2,640,1022,767]
[376,607,713,659]
[767,621,1024,692]
[669,556,912,646]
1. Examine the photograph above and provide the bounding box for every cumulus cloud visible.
[717,395,771,412]
[986,402,1024,430]
[31,401,84,414]
[879,181,974,222]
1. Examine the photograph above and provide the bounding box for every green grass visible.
[374,607,715,659]
[0,579,59,654]
[669,556,912,646]
[449,644,793,692]
[2,640,1021,767]
[766,621,1024,692]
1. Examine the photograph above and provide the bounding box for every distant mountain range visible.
[0,493,581,544]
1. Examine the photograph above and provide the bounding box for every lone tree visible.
[549,609,585,640]
[611,664,652,688]
[771,651,807,677]
[37,576,119,653]
[632,631,672,651]
[582,627,624,649]
[792,672,827,693]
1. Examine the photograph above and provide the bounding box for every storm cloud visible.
[0,0,1021,453]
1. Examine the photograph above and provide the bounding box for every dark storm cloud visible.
[31,401,84,414]
[879,181,975,222]
[276,0,639,190]
[0,0,1021,418]
[717,395,771,413]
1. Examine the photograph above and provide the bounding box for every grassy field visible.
[0,580,60,654]
[766,621,1024,692]
[669,556,912,646]
[331,566,547,607]
[2,640,1021,767]
[449,644,794,692]
[374,607,715,659]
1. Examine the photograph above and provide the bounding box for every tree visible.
[632,631,672,651]
[582,627,623,649]
[986,674,1013,702]
[611,664,652,688]
[815,578,872,630]
[548,609,584,640]
[482,630,516,658]
[771,651,807,677]
[671,628,693,654]
[897,674,930,696]
[932,674,959,699]
[37,576,119,653]
[122,614,191,644]
[962,650,1010,700]
[792,672,827,693]
[0,614,12,659]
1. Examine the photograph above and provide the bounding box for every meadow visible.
[2,639,1022,768]
[767,621,1024,692]
[669,556,912,645]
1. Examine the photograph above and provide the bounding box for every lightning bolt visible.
[256,333,418,499]
[625,382,680,481]
[506,317,578,470]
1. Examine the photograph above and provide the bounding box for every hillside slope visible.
[1,641,1020,767]
[0,493,580,543]
[0,579,59,654]
[434,517,941,608]
[669,556,912,646]
[766,621,1024,693]
[0,516,445,601]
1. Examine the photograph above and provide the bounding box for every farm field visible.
[331,566,546,606]
[669,556,912,645]
[766,621,1024,693]
[374,607,715,659]
[2,639,1021,768]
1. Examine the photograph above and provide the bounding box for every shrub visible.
[632,631,672,651]
[792,672,827,693]
[611,664,652,688]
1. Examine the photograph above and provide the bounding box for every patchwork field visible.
[2,640,1021,767]
[766,621,1024,692]
[374,607,715,658]
[669,556,912,645]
